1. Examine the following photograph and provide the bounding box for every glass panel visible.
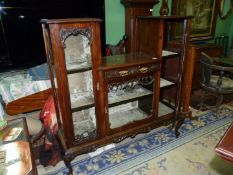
[72,107,96,140]
[67,71,94,109]
[61,28,97,140]
[108,80,154,129]
[63,30,92,70]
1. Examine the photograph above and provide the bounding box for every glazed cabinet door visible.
[100,53,161,135]
[41,19,102,148]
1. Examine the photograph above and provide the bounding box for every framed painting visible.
[171,0,219,40]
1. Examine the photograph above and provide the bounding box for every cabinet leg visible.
[174,117,185,138]
[174,110,192,138]
[64,155,73,175]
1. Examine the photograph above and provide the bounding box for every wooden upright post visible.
[121,0,159,53]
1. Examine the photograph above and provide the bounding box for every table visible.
[0,118,37,175]
[215,122,233,163]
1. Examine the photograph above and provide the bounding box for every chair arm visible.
[210,64,233,73]
[201,61,233,73]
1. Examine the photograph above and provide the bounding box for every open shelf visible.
[158,102,174,117]
[162,50,179,57]
[107,78,174,108]
[67,66,92,74]
[160,78,175,88]
[109,101,174,129]
[108,85,152,107]
[71,95,94,111]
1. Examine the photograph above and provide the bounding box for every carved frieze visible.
[60,28,92,48]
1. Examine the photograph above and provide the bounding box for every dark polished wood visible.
[41,18,104,174]
[41,16,193,174]
[121,0,159,53]
[99,53,161,135]
[134,16,193,136]
[215,122,233,163]
[41,17,169,174]
[42,18,103,149]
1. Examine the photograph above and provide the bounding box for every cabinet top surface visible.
[101,53,159,69]
[120,0,159,6]
[138,15,193,21]
[40,18,102,24]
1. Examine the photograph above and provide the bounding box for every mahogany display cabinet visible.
[41,16,193,174]
[41,19,103,174]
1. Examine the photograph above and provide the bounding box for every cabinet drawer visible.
[104,64,159,81]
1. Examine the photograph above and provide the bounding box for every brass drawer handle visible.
[139,67,148,73]
[119,70,128,77]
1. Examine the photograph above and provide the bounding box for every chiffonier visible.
[41,16,192,174]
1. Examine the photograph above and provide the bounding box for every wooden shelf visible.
[71,96,94,112]
[108,86,152,107]
[109,107,149,129]
[67,66,92,74]
[162,50,179,57]
[160,78,175,88]
[158,102,174,117]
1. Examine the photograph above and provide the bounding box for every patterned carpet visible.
[37,104,233,175]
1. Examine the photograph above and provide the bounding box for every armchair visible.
[198,52,233,116]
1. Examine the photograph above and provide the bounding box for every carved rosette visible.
[60,27,92,48]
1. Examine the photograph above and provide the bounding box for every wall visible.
[230,15,233,46]
[213,0,233,48]
[215,15,233,35]
[105,0,233,47]
[104,0,163,44]
[105,0,125,44]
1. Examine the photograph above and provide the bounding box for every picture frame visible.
[171,0,219,40]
